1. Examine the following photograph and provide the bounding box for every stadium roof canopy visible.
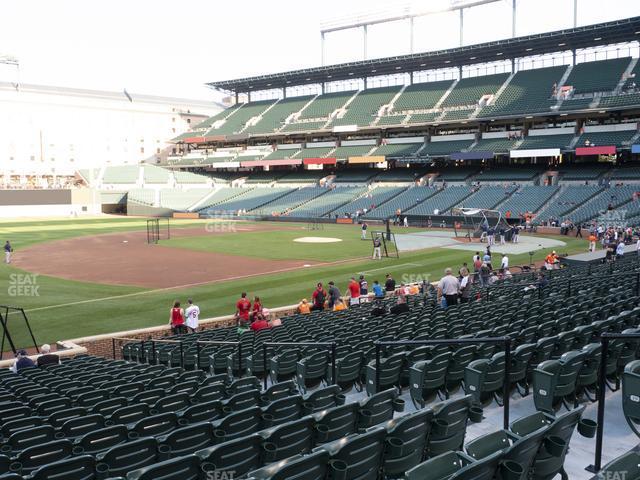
[208,16,640,94]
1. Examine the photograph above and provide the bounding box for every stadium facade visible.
[0,83,222,186]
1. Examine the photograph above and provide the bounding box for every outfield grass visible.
[0,217,589,349]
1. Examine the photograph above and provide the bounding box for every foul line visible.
[9,255,371,315]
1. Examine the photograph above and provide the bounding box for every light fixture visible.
[445,60,451,64]
[594,37,602,41]
[526,48,533,51]
[496,52,503,56]
[560,113,568,116]
[420,63,426,67]
[395,66,402,70]
[526,116,533,119]
[470,56,476,60]
[558,43,566,47]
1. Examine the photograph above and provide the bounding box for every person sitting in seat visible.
[37,344,60,367]
[390,288,410,315]
[297,299,311,315]
[11,350,35,373]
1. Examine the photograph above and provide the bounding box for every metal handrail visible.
[587,331,640,473]
[375,337,512,429]
[261,341,337,390]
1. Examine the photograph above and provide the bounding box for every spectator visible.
[479,262,490,287]
[251,296,263,321]
[359,275,368,296]
[372,280,385,298]
[311,283,327,311]
[390,289,410,314]
[11,350,35,373]
[437,268,460,308]
[616,241,625,259]
[384,274,396,293]
[459,268,471,303]
[184,298,200,333]
[328,281,341,309]
[235,292,251,325]
[333,298,347,311]
[297,299,311,314]
[347,277,361,306]
[250,314,270,331]
[169,300,186,335]
[37,344,60,367]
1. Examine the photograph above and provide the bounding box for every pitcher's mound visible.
[294,237,343,243]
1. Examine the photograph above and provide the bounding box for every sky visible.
[1,0,639,102]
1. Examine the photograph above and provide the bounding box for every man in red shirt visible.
[250,318,270,331]
[348,277,360,306]
[311,283,327,311]
[236,292,251,325]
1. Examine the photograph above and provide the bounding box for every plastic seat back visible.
[260,416,315,463]
[73,425,129,455]
[95,437,159,478]
[196,433,263,478]
[314,403,359,444]
[158,422,214,458]
[244,450,330,480]
[28,454,95,480]
[126,454,201,480]
[381,408,434,477]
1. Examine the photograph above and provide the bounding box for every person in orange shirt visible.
[333,299,347,311]
[588,234,597,252]
[297,299,311,314]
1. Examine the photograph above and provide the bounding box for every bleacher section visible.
[244,96,314,135]
[535,185,603,223]
[406,112,441,124]
[365,186,437,218]
[338,186,407,216]
[516,133,574,150]
[203,187,293,214]
[298,91,355,120]
[278,170,326,184]
[556,185,638,223]
[102,165,139,184]
[406,186,473,215]
[333,169,380,183]
[493,185,558,215]
[205,100,276,136]
[476,168,541,181]
[441,73,510,108]
[575,129,637,147]
[174,171,210,184]
[479,65,567,117]
[194,187,246,211]
[330,145,374,159]
[469,137,518,152]
[421,139,473,157]
[373,168,428,183]
[331,86,400,127]
[560,164,610,180]
[392,80,454,112]
[262,149,300,161]
[611,166,640,180]
[564,57,631,94]
[434,167,479,182]
[294,147,334,159]
[126,188,155,206]
[252,187,327,215]
[142,165,171,184]
[454,185,516,211]
[370,142,423,158]
[288,187,366,217]
[280,120,327,133]
[159,189,212,211]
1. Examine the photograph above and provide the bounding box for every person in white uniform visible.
[184,298,200,333]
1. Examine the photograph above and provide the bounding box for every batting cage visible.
[146,218,171,244]
[370,231,399,258]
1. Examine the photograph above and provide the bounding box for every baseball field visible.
[0,216,589,348]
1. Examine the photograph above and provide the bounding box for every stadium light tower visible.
[319,0,503,65]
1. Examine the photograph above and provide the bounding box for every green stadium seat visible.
[318,427,387,480]
[380,408,434,477]
[126,455,201,480]
[325,351,364,392]
[28,455,96,480]
[427,396,478,458]
[245,450,330,480]
[95,437,160,478]
[296,351,329,393]
[261,394,305,427]
[409,351,451,409]
[260,416,315,462]
[313,403,359,444]
[622,359,640,437]
[211,406,262,442]
[196,434,263,478]
[599,451,640,480]
[72,425,129,455]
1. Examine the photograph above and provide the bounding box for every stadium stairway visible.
[433,79,459,109]
[469,71,517,120]
[278,95,321,131]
